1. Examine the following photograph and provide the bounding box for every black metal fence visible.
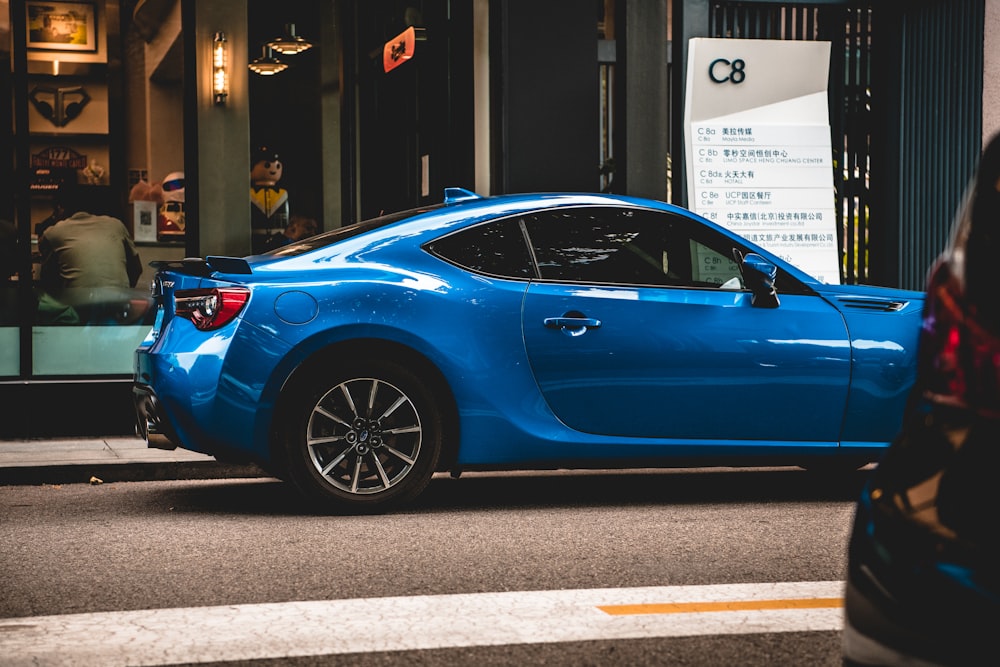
[705,1,982,289]
[708,2,873,285]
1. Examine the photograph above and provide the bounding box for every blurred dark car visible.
[843,138,1000,666]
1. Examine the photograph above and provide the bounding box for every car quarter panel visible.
[237,256,552,466]
[138,303,284,457]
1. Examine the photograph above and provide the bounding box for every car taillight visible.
[174,288,250,331]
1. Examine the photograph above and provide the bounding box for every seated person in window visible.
[37,183,144,325]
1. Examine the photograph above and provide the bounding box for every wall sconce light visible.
[248,45,288,76]
[212,31,228,104]
[266,23,313,55]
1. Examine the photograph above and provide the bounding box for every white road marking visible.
[0,581,845,666]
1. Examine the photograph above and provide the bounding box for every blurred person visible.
[37,183,143,324]
[263,214,318,251]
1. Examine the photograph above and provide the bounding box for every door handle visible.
[543,316,602,336]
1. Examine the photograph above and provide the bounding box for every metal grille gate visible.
[703,0,983,289]
[889,1,984,290]
[708,1,874,285]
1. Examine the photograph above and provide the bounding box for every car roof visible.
[262,192,654,258]
[250,190,826,288]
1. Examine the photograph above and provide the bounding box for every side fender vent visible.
[837,297,908,312]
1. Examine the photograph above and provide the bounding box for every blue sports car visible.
[134,189,924,512]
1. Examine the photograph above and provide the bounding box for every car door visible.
[520,206,852,443]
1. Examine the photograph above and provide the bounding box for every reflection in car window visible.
[522,207,746,288]
[426,217,535,279]
[268,204,445,257]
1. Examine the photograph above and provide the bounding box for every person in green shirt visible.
[38,184,143,324]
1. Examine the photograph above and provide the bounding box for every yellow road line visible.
[598,597,844,615]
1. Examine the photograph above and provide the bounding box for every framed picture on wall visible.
[26,1,98,53]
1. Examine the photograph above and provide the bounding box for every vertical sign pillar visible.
[684,38,840,284]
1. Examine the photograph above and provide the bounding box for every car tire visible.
[281,358,443,514]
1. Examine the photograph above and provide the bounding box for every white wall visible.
[984,0,1000,144]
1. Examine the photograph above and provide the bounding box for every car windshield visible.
[266,204,445,258]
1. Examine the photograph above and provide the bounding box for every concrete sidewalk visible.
[0,436,266,486]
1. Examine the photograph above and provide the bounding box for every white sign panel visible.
[684,38,840,284]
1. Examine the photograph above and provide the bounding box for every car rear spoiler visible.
[149,256,253,276]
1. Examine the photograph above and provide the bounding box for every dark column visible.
[492,0,599,193]
[670,0,710,207]
[623,0,670,200]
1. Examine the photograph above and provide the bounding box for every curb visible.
[0,461,268,486]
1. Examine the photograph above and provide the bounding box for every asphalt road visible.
[0,467,869,665]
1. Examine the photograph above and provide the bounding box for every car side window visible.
[522,207,744,288]
[425,217,535,279]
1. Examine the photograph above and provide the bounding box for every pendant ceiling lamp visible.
[266,24,313,55]
[248,46,288,76]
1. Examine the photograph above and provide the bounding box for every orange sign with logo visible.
[383,26,416,73]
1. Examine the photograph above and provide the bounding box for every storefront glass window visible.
[6,0,162,379]
[30,183,154,374]
[248,0,339,239]
[1,2,16,376]
[7,0,344,380]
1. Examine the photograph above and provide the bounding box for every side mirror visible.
[736,251,780,308]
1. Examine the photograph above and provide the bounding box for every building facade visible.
[1,0,997,437]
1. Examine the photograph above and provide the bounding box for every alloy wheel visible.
[305,377,422,495]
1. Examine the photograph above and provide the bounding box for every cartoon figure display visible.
[157,171,185,241]
[250,146,289,254]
